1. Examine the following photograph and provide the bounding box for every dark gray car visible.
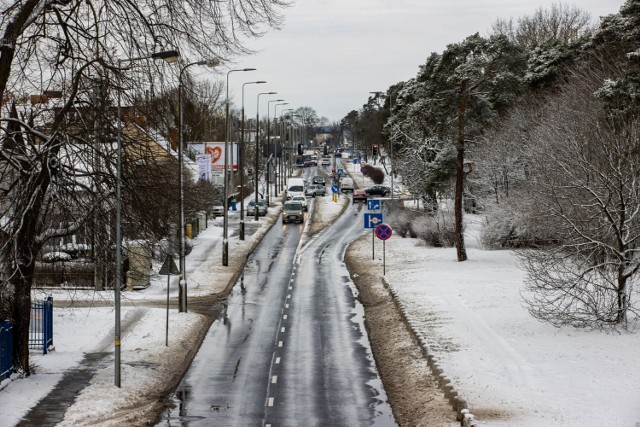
[282,201,304,224]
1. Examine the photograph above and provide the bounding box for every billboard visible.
[201,142,238,171]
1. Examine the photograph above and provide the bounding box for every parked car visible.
[211,201,225,217]
[282,201,304,224]
[305,183,326,197]
[352,188,368,203]
[291,195,308,211]
[312,175,325,185]
[365,185,391,197]
[247,199,267,216]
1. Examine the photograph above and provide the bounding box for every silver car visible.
[305,183,326,197]
[247,200,267,216]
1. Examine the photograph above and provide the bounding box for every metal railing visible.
[0,320,13,380]
[29,296,53,355]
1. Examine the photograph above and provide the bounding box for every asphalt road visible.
[157,185,395,426]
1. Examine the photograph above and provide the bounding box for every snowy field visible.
[1,163,639,426]
[359,213,640,426]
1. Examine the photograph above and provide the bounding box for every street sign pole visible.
[372,228,375,260]
[383,239,386,275]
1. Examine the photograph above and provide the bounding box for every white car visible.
[291,195,308,211]
[321,157,331,166]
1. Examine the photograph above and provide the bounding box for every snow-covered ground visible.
[2,162,639,426]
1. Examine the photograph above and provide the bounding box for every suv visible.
[282,201,304,224]
[247,200,267,216]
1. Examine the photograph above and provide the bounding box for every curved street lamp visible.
[266,98,284,205]
[115,49,180,387]
[223,68,256,266]
[177,59,220,314]
[239,80,266,240]
[255,91,277,221]
[280,108,294,182]
[273,102,289,194]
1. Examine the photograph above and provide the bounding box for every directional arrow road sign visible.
[364,213,383,229]
[367,199,381,210]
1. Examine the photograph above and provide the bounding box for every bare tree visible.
[520,65,640,328]
[0,0,288,375]
[492,2,594,47]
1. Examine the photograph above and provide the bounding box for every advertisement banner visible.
[196,154,211,181]
[203,142,238,171]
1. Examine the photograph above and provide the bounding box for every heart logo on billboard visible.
[206,146,222,163]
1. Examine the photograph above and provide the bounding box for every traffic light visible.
[297,144,303,155]
[323,145,328,156]
[372,145,378,156]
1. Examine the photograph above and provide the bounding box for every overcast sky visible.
[224,0,626,122]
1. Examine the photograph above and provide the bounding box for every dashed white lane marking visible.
[278,341,283,347]
[268,397,274,407]
[281,327,285,333]
[285,303,289,309]
[286,294,291,299]
[272,375,278,384]
[289,286,292,290]
[275,357,281,364]
[283,314,288,320]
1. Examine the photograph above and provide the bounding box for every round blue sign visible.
[375,223,393,240]
[331,184,339,193]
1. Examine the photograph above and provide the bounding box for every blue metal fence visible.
[0,320,13,380]
[29,296,53,355]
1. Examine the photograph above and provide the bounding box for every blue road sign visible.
[353,158,361,164]
[331,184,339,193]
[364,213,383,229]
[367,199,381,210]
[375,223,393,240]
[337,168,344,176]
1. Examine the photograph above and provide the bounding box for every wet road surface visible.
[158,198,395,426]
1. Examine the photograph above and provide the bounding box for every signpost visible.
[375,223,393,275]
[364,213,383,259]
[159,255,180,346]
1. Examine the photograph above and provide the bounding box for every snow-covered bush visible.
[385,204,455,246]
[480,196,556,249]
[412,211,456,247]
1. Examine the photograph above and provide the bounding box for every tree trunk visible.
[455,80,468,262]
[11,267,33,376]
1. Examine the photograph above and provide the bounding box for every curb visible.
[381,276,478,427]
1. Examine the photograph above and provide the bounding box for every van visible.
[340,177,354,193]
[286,177,306,200]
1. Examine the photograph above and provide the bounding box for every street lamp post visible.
[266,99,284,205]
[115,49,180,387]
[255,91,277,221]
[240,80,266,240]
[224,68,255,266]
[178,58,219,313]
[274,102,288,195]
[281,108,294,188]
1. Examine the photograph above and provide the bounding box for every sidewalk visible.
[1,193,284,427]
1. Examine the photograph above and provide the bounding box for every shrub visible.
[361,164,385,184]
